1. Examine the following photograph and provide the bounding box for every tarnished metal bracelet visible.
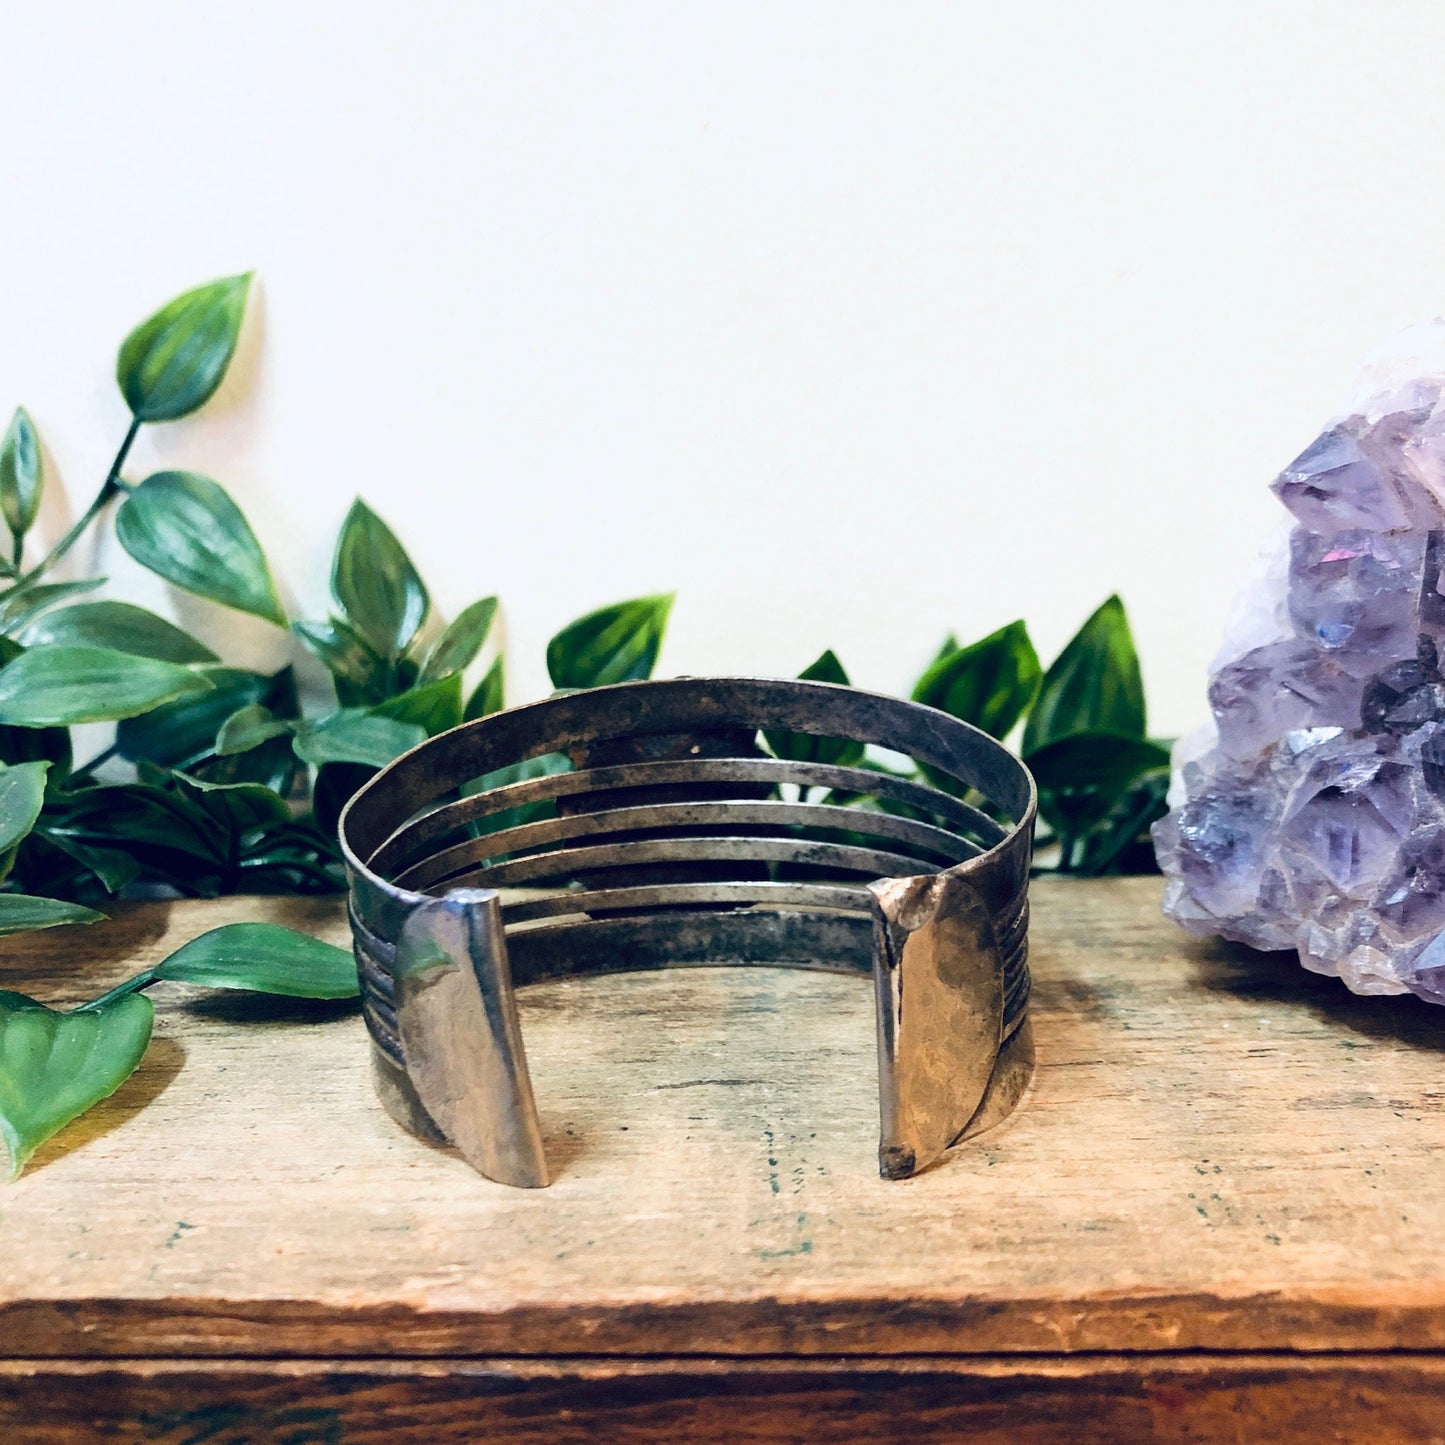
[340,677,1037,1188]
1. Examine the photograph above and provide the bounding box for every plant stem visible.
[79,964,160,1011]
[11,416,141,594]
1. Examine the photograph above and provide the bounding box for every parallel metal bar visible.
[393,799,974,891]
[500,880,872,925]
[371,756,1005,875]
[342,678,1034,863]
[407,835,942,895]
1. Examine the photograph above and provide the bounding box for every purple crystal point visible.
[1272,425,1412,534]
[1156,324,1445,1004]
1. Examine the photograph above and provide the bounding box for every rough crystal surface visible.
[1154,320,1445,1002]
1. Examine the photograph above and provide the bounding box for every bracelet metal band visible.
[340,677,1037,1188]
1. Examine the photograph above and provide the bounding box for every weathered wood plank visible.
[2,877,1445,1358]
[3,1355,1445,1444]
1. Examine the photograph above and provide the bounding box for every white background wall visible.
[2,1,1444,735]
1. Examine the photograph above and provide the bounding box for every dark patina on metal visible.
[340,677,1037,1187]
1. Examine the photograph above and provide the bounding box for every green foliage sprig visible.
[0,272,1171,1176]
[0,924,357,1177]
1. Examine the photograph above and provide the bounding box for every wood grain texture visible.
[4,1355,1445,1444]
[3,877,1445,1361]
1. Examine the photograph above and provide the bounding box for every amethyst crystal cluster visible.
[1154,328,1445,1002]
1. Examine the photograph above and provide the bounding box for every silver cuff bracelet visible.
[340,677,1037,1188]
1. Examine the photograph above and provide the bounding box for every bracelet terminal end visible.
[394,889,549,1189]
[871,871,1007,1181]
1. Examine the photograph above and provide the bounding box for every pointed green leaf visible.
[418,596,497,685]
[47,781,220,874]
[373,673,462,736]
[464,655,505,721]
[798,649,849,687]
[764,649,865,767]
[215,703,294,756]
[190,733,298,794]
[0,578,106,634]
[929,633,960,667]
[116,666,273,768]
[912,620,1042,741]
[0,646,211,727]
[546,594,673,689]
[1073,770,1171,877]
[291,617,387,705]
[331,500,428,658]
[0,762,48,854]
[173,772,292,834]
[293,711,424,769]
[1023,596,1146,754]
[1025,730,1172,838]
[154,923,358,999]
[116,273,253,423]
[36,833,141,895]
[19,601,217,664]
[0,408,42,544]
[0,989,151,1178]
[115,471,284,626]
[0,895,106,937]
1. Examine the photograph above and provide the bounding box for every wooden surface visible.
[4,876,1445,1440]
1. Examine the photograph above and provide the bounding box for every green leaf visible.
[115,273,253,423]
[1025,731,1172,794]
[0,762,48,854]
[173,773,292,835]
[153,923,358,999]
[215,703,293,756]
[115,472,285,626]
[1025,730,1171,838]
[1073,770,1171,877]
[764,650,865,767]
[35,833,141,895]
[912,620,1042,740]
[331,500,428,658]
[418,596,498,685]
[0,408,42,545]
[546,594,673,689]
[293,711,424,769]
[929,633,960,666]
[0,894,106,936]
[291,617,387,706]
[0,988,152,1178]
[0,578,105,634]
[45,783,221,882]
[191,734,298,794]
[115,666,271,768]
[1023,596,1146,755]
[19,601,217,665]
[0,646,211,727]
[373,673,462,736]
[464,655,505,721]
